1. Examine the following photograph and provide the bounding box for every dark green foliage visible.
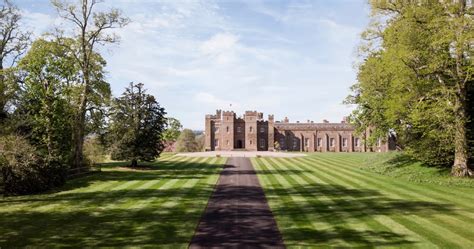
[0,135,66,195]
[175,129,200,152]
[109,82,166,166]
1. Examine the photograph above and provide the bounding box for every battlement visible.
[222,111,235,116]
[268,114,274,121]
[245,110,258,116]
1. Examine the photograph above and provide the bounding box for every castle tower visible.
[221,111,235,151]
[244,111,258,151]
[268,114,275,151]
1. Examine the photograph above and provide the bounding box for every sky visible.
[15,0,371,130]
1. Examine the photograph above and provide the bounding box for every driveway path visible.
[189,157,285,248]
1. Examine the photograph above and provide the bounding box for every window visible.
[260,127,265,133]
[250,126,253,133]
[330,138,335,147]
[355,138,360,147]
[293,139,298,149]
[342,138,348,147]
[226,126,229,133]
[214,139,219,147]
[250,140,253,145]
[237,127,242,133]
[305,138,310,147]
[260,139,265,148]
[317,138,322,147]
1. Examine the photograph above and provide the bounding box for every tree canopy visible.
[347,1,474,176]
[109,82,167,167]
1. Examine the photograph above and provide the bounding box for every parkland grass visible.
[0,154,225,248]
[253,153,474,248]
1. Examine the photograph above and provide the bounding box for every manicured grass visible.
[0,154,224,248]
[360,152,474,188]
[252,153,474,248]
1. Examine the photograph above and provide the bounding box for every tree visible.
[16,38,78,164]
[0,0,30,127]
[175,129,200,153]
[162,117,183,142]
[195,133,205,152]
[52,0,129,169]
[109,82,166,167]
[347,1,474,176]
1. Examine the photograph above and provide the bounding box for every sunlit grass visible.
[0,155,224,248]
[253,153,474,248]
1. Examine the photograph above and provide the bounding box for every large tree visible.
[109,82,166,167]
[347,1,474,176]
[52,0,129,169]
[175,129,200,153]
[0,0,30,126]
[16,38,78,163]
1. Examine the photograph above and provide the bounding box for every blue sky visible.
[16,0,370,130]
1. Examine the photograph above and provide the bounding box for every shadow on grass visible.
[385,153,450,174]
[0,159,222,247]
[0,188,215,247]
[263,183,455,247]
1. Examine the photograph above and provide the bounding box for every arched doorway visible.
[237,140,243,149]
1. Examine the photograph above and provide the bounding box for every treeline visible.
[0,0,168,195]
[347,1,474,177]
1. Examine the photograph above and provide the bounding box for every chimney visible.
[323,119,329,123]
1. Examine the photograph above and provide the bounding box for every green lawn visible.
[252,153,474,248]
[0,154,224,248]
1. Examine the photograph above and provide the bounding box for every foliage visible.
[0,135,66,195]
[83,136,106,165]
[175,129,200,152]
[109,82,166,166]
[162,117,182,142]
[15,38,77,164]
[195,133,205,152]
[347,1,474,175]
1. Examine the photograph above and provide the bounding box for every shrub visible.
[0,135,66,195]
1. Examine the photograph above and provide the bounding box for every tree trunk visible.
[451,87,473,177]
[72,86,88,169]
[131,159,138,167]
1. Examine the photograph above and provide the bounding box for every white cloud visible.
[17,0,368,130]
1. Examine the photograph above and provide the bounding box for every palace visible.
[204,110,396,152]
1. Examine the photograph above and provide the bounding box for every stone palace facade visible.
[204,110,396,152]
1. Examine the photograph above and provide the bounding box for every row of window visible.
[214,139,267,148]
[213,126,266,133]
[279,137,363,148]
